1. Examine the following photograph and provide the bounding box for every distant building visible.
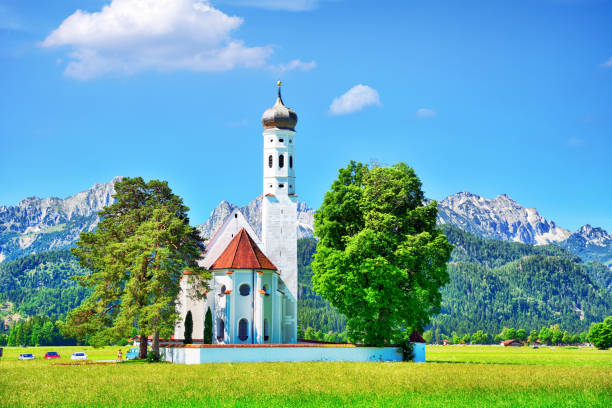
[501,339,523,347]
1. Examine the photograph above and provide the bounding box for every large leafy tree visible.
[61,177,209,358]
[588,316,612,350]
[312,161,452,346]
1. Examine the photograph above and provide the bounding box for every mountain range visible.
[1,177,611,336]
[1,178,609,269]
[0,178,120,263]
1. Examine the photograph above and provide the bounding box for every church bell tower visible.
[260,82,298,343]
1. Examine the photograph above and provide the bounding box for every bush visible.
[146,351,161,363]
[399,339,415,362]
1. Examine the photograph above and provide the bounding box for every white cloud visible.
[415,108,436,118]
[603,57,612,67]
[278,59,316,73]
[221,1,319,11]
[42,0,274,79]
[329,84,380,116]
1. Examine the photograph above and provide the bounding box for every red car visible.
[44,351,61,359]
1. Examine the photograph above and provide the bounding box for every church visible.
[174,82,299,344]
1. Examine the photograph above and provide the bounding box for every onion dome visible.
[261,81,298,131]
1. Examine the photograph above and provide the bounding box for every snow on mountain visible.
[197,196,315,240]
[570,225,612,248]
[437,191,571,245]
[0,177,120,262]
[2,175,609,270]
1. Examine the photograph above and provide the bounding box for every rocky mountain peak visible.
[0,177,121,262]
[572,224,612,247]
[438,192,571,245]
[197,196,315,240]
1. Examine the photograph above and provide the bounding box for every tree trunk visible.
[139,334,148,359]
[152,331,160,357]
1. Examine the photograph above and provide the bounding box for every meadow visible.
[0,345,610,407]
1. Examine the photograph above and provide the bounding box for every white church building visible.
[174,83,299,344]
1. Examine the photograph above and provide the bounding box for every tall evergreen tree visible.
[312,161,452,345]
[204,308,213,344]
[184,311,193,345]
[60,177,209,358]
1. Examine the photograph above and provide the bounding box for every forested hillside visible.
[2,230,610,340]
[297,238,346,334]
[296,227,612,336]
[436,225,612,334]
[0,250,90,321]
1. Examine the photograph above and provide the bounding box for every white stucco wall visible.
[413,343,426,362]
[174,275,206,340]
[161,346,407,364]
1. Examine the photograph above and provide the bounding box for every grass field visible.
[1,345,610,407]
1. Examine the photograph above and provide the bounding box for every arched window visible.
[217,319,225,341]
[262,284,269,296]
[238,319,248,341]
[268,155,273,168]
[264,319,269,341]
[279,154,284,168]
[289,155,293,168]
[219,284,226,296]
[239,284,251,296]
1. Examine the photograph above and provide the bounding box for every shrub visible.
[399,339,414,362]
[146,351,161,363]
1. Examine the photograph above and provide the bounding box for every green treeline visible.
[423,321,589,346]
[0,315,77,347]
[0,249,91,319]
[2,229,611,344]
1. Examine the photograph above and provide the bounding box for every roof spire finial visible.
[276,80,284,105]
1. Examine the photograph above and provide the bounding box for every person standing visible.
[117,349,122,362]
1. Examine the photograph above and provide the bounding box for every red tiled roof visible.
[210,228,277,270]
[409,331,426,343]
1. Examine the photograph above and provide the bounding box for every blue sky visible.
[1,0,611,232]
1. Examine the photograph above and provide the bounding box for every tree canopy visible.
[312,161,452,345]
[60,177,209,358]
[588,316,612,350]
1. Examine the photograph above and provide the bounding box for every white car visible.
[18,353,35,360]
[70,352,88,361]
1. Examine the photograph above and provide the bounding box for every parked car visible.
[44,351,61,359]
[70,352,88,361]
[18,353,35,360]
[125,348,140,360]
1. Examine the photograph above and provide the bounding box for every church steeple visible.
[261,82,296,197]
[260,82,299,343]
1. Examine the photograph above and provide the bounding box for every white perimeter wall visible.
[161,344,426,364]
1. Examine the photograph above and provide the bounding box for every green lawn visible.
[1,345,610,407]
